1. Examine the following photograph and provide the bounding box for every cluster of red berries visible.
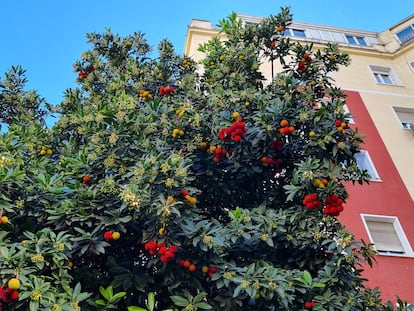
[210,145,228,163]
[0,286,19,305]
[78,65,95,79]
[218,118,247,143]
[159,86,174,96]
[304,300,316,310]
[334,119,349,132]
[178,259,196,272]
[144,241,177,263]
[323,194,344,216]
[201,265,218,278]
[261,156,283,168]
[279,119,295,135]
[302,193,321,210]
[298,52,312,72]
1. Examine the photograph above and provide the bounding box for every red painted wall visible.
[339,90,414,303]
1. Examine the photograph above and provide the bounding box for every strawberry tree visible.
[0,6,409,311]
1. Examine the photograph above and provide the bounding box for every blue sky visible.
[1,0,412,109]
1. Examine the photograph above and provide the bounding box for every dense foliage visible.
[0,7,408,311]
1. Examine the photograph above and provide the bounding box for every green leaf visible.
[128,307,147,311]
[170,295,189,307]
[303,271,312,286]
[195,302,213,310]
[147,292,155,311]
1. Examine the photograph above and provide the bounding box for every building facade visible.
[184,13,414,303]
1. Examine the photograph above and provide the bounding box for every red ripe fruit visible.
[160,255,168,263]
[103,231,113,240]
[335,120,342,127]
[169,245,177,253]
[304,301,315,309]
[82,175,91,184]
[10,290,19,300]
[157,242,166,249]
[298,61,306,72]
[178,259,185,266]
[164,250,174,260]
[144,241,157,251]
[181,189,189,197]
[271,41,276,48]
[158,246,167,255]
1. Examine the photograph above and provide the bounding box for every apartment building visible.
[184,13,414,302]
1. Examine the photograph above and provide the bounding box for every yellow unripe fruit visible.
[341,122,347,128]
[159,227,166,236]
[309,131,315,137]
[232,112,240,119]
[1,216,9,224]
[201,266,209,273]
[8,278,20,290]
[111,231,121,240]
[313,179,321,187]
[40,149,47,156]
[244,101,250,107]
[318,183,325,189]
[46,149,53,156]
[209,145,217,153]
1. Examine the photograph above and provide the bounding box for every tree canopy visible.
[0,6,408,311]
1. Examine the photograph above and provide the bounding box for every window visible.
[284,28,307,38]
[396,25,414,44]
[392,107,414,130]
[361,214,414,257]
[345,35,367,46]
[410,61,414,73]
[354,150,381,181]
[369,65,401,85]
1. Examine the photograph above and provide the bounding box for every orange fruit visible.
[0,216,8,224]
[201,266,209,273]
[183,260,191,268]
[188,264,196,272]
[280,119,289,127]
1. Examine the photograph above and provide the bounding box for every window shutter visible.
[366,221,405,253]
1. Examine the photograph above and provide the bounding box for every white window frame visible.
[345,35,367,46]
[354,150,381,181]
[369,65,401,86]
[396,25,414,44]
[410,60,414,73]
[392,106,414,130]
[285,28,307,38]
[361,214,414,257]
